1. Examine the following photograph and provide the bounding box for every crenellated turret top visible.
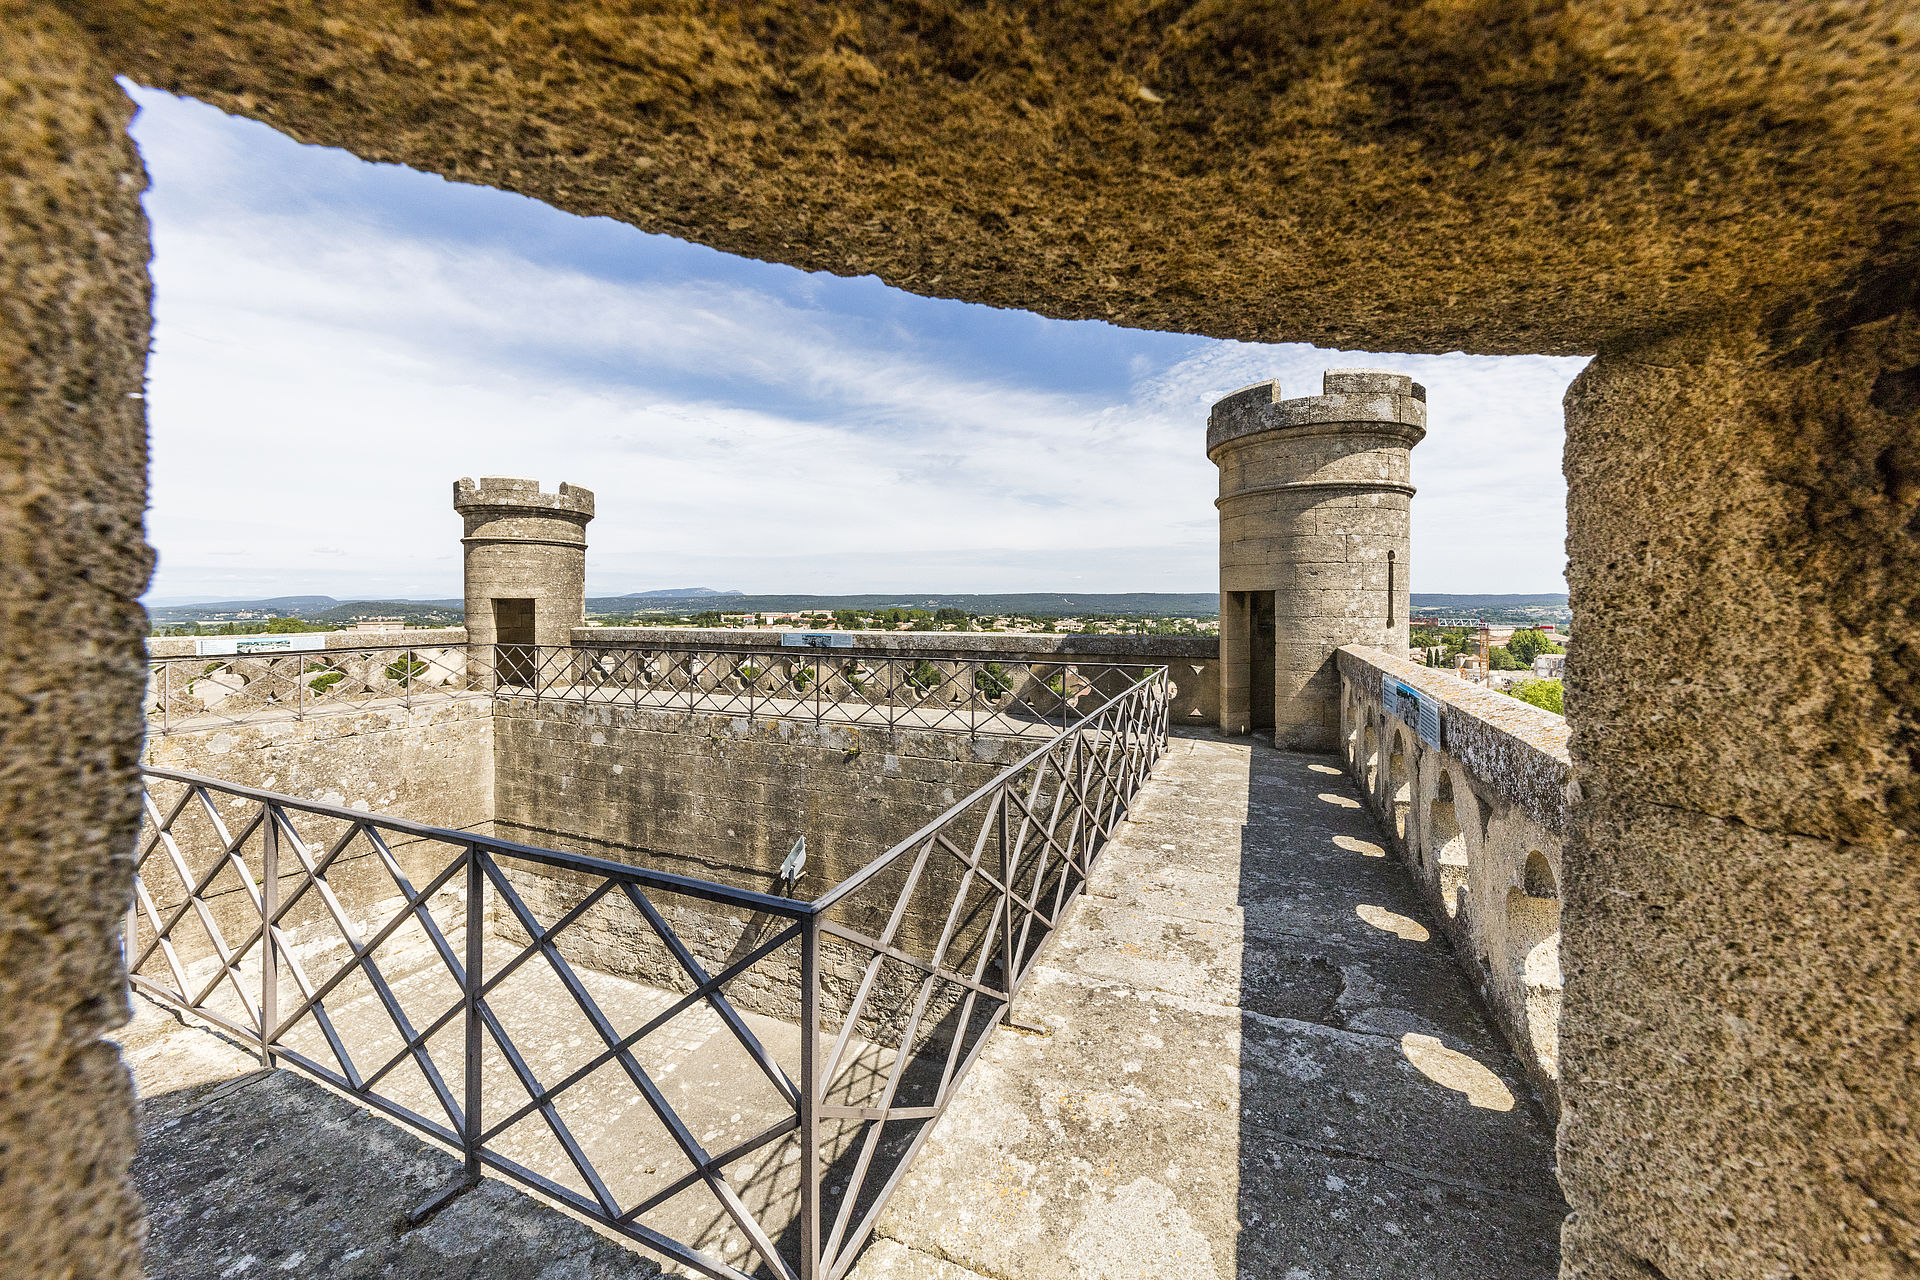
[1206,369,1427,459]
[452,476,595,521]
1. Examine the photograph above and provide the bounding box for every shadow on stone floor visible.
[1227,743,1565,1279]
[854,729,1566,1280]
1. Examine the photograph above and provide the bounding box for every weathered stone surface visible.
[143,697,496,830]
[0,8,152,1278]
[69,2,1920,357]
[1339,646,1569,838]
[147,628,472,659]
[494,699,1029,893]
[857,732,1564,1280]
[1339,653,1568,1113]
[1560,315,1920,1279]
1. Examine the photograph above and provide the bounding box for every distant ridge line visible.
[147,590,1569,623]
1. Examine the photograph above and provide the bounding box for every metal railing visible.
[146,643,480,734]
[126,667,1170,1280]
[490,642,1161,739]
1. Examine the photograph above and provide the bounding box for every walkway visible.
[851,732,1566,1280]
[120,730,1564,1279]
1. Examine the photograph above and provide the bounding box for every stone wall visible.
[0,14,152,1278]
[133,700,496,983]
[146,627,469,659]
[141,697,495,832]
[1557,320,1920,1280]
[490,697,1033,1030]
[1337,645,1569,1116]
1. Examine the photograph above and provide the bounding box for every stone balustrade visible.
[1337,644,1570,1113]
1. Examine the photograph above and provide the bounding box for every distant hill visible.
[616,588,741,599]
[147,596,463,627]
[1410,594,1568,609]
[588,592,1222,618]
[148,594,343,613]
[148,589,1570,628]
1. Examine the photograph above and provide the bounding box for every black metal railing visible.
[488,642,1161,739]
[146,642,480,734]
[126,667,1171,1280]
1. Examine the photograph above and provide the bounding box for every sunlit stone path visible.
[853,731,1567,1280]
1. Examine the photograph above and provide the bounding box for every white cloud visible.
[132,86,1583,603]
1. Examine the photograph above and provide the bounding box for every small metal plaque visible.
[1390,679,1443,749]
[781,632,853,648]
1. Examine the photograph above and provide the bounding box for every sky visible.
[127,84,1588,606]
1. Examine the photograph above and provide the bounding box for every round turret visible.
[453,477,595,654]
[1207,370,1426,749]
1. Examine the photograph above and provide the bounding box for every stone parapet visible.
[1336,644,1569,1114]
[1206,369,1427,459]
[579,626,1214,660]
[1336,646,1569,836]
[145,628,469,659]
[452,475,595,522]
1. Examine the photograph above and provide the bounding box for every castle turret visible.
[453,477,595,654]
[1207,369,1426,749]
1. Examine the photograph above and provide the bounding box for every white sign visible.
[194,633,330,657]
[1389,679,1443,749]
[781,632,854,649]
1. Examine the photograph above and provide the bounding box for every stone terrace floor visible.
[119,730,1565,1279]
[850,732,1566,1280]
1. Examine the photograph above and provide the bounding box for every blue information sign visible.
[781,632,854,649]
[1389,679,1443,749]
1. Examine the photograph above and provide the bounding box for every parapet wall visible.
[146,628,468,659]
[1336,645,1569,1113]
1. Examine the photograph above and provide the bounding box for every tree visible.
[1506,678,1564,715]
[834,609,861,630]
[1507,628,1563,666]
[1489,644,1525,670]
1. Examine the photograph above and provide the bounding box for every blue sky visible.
[128,85,1587,605]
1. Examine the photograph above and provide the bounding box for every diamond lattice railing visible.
[129,666,1169,1280]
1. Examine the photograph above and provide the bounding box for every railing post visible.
[798,909,821,1280]
[968,657,978,738]
[999,788,1017,998]
[464,845,484,1186]
[260,805,278,1066]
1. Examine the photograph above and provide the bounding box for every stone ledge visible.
[1337,645,1570,837]
[147,629,469,658]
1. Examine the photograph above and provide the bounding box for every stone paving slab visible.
[852,732,1566,1280]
